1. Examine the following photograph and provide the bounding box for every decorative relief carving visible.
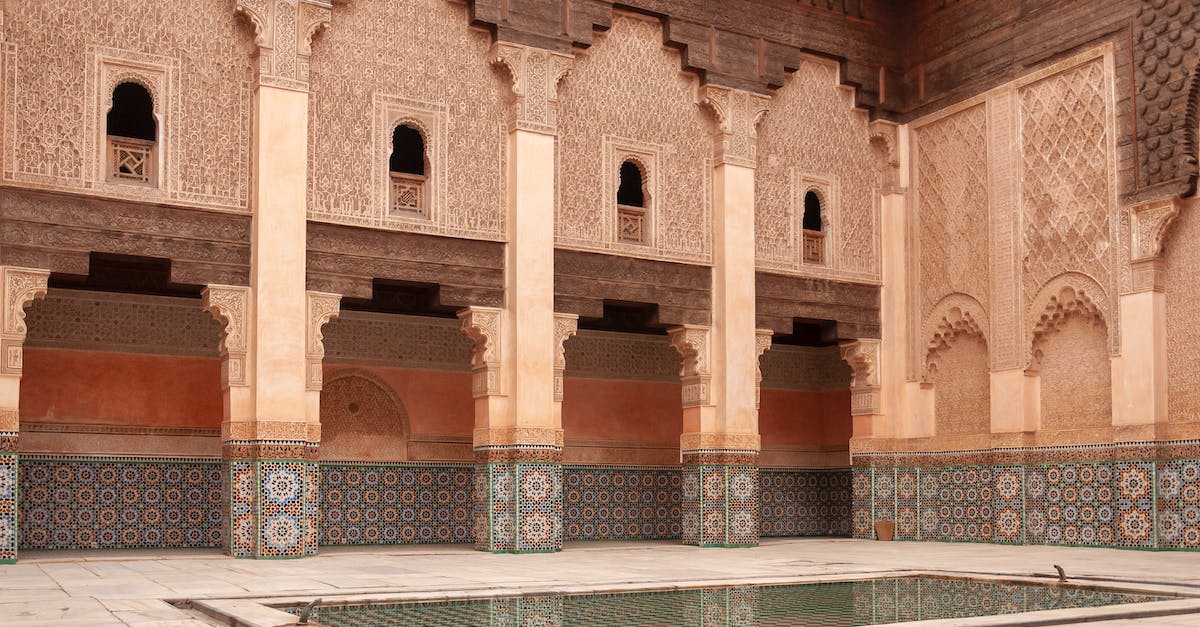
[457,306,502,397]
[0,267,49,376]
[930,333,991,437]
[1129,197,1183,292]
[604,137,663,248]
[1026,277,1107,373]
[235,0,330,89]
[490,42,573,135]
[1133,0,1200,192]
[307,0,506,240]
[322,311,471,371]
[922,294,989,383]
[319,370,409,462]
[755,57,878,283]
[556,14,712,265]
[3,1,251,209]
[840,339,881,416]
[305,291,340,391]
[202,284,251,388]
[563,330,679,382]
[552,313,579,403]
[868,120,901,193]
[24,290,221,356]
[668,325,712,408]
[1019,58,1114,342]
[700,85,769,169]
[369,95,446,230]
[759,345,851,392]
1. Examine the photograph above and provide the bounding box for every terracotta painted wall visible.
[20,348,221,428]
[323,364,473,440]
[759,388,852,449]
[562,378,682,444]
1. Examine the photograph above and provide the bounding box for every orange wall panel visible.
[759,388,852,448]
[324,365,474,438]
[20,348,222,428]
[562,378,682,444]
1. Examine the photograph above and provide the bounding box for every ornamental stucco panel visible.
[755,58,878,282]
[1164,200,1200,424]
[555,14,712,264]
[1018,57,1116,347]
[1037,316,1111,432]
[1,0,252,210]
[306,0,507,240]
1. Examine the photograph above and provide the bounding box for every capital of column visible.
[490,42,574,135]
[0,266,49,377]
[202,284,251,388]
[700,85,770,168]
[1129,197,1184,292]
[869,120,904,194]
[840,339,882,416]
[305,291,341,391]
[457,306,504,398]
[552,313,578,403]
[668,324,713,408]
[754,329,773,409]
[236,0,332,90]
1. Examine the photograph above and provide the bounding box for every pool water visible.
[287,576,1168,626]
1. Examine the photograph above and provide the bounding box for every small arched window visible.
[616,160,648,244]
[801,190,826,264]
[389,124,428,217]
[106,82,157,184]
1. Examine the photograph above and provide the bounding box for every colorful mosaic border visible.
[0,453,15,562]
[563,466,681,541]
[19,457,221,552]
[226,459,318,559]
[759,469,851,537]
[475,462,563,553]
[856,458,1200,550]
[682,464,759,547]
[320,463,473,545]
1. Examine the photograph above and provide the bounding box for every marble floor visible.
[3,538,1200,625]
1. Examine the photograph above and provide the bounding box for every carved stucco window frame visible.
[603,135,664,253]
[373,93,446,228]
[87,46,179,198]
[793,170,837,269]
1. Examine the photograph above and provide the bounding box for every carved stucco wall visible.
[1,0,252,210]
[306,0,507,240]
[555,14,712,264]
[1164,199,1200,424]
[760,345,851,393]
[930,334,990,437]
[1037,316,1111,432]
[755,58,878,283]
[23,290,221,357]
[908,47,1119,435]
[319,372,410,462]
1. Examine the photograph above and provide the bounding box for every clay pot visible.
[874,520,895,541]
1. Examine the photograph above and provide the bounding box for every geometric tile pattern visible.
[1158,458,1200,549]
[759,469,851,537]
[290,577,1167,626]
[19,457,221,552]
[319,463,473,545]
[682,464,759,547]
[563,466,681,541]
[0,454,15,562]
[474,462,563,553]
[225,460,318,559]
[861,458,1200,551]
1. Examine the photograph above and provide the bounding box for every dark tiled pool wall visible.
[855,452,1200,549]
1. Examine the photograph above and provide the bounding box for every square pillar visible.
[681,450,760,547]
[0,267,50,563]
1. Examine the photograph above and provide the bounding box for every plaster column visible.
[467,43,573,553]
[672,86,769,548]
[1112,197,1181,439]
[0,267,49,563]
[212,0,333,558]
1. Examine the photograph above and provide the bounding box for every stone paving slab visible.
[1,539,1199,625]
